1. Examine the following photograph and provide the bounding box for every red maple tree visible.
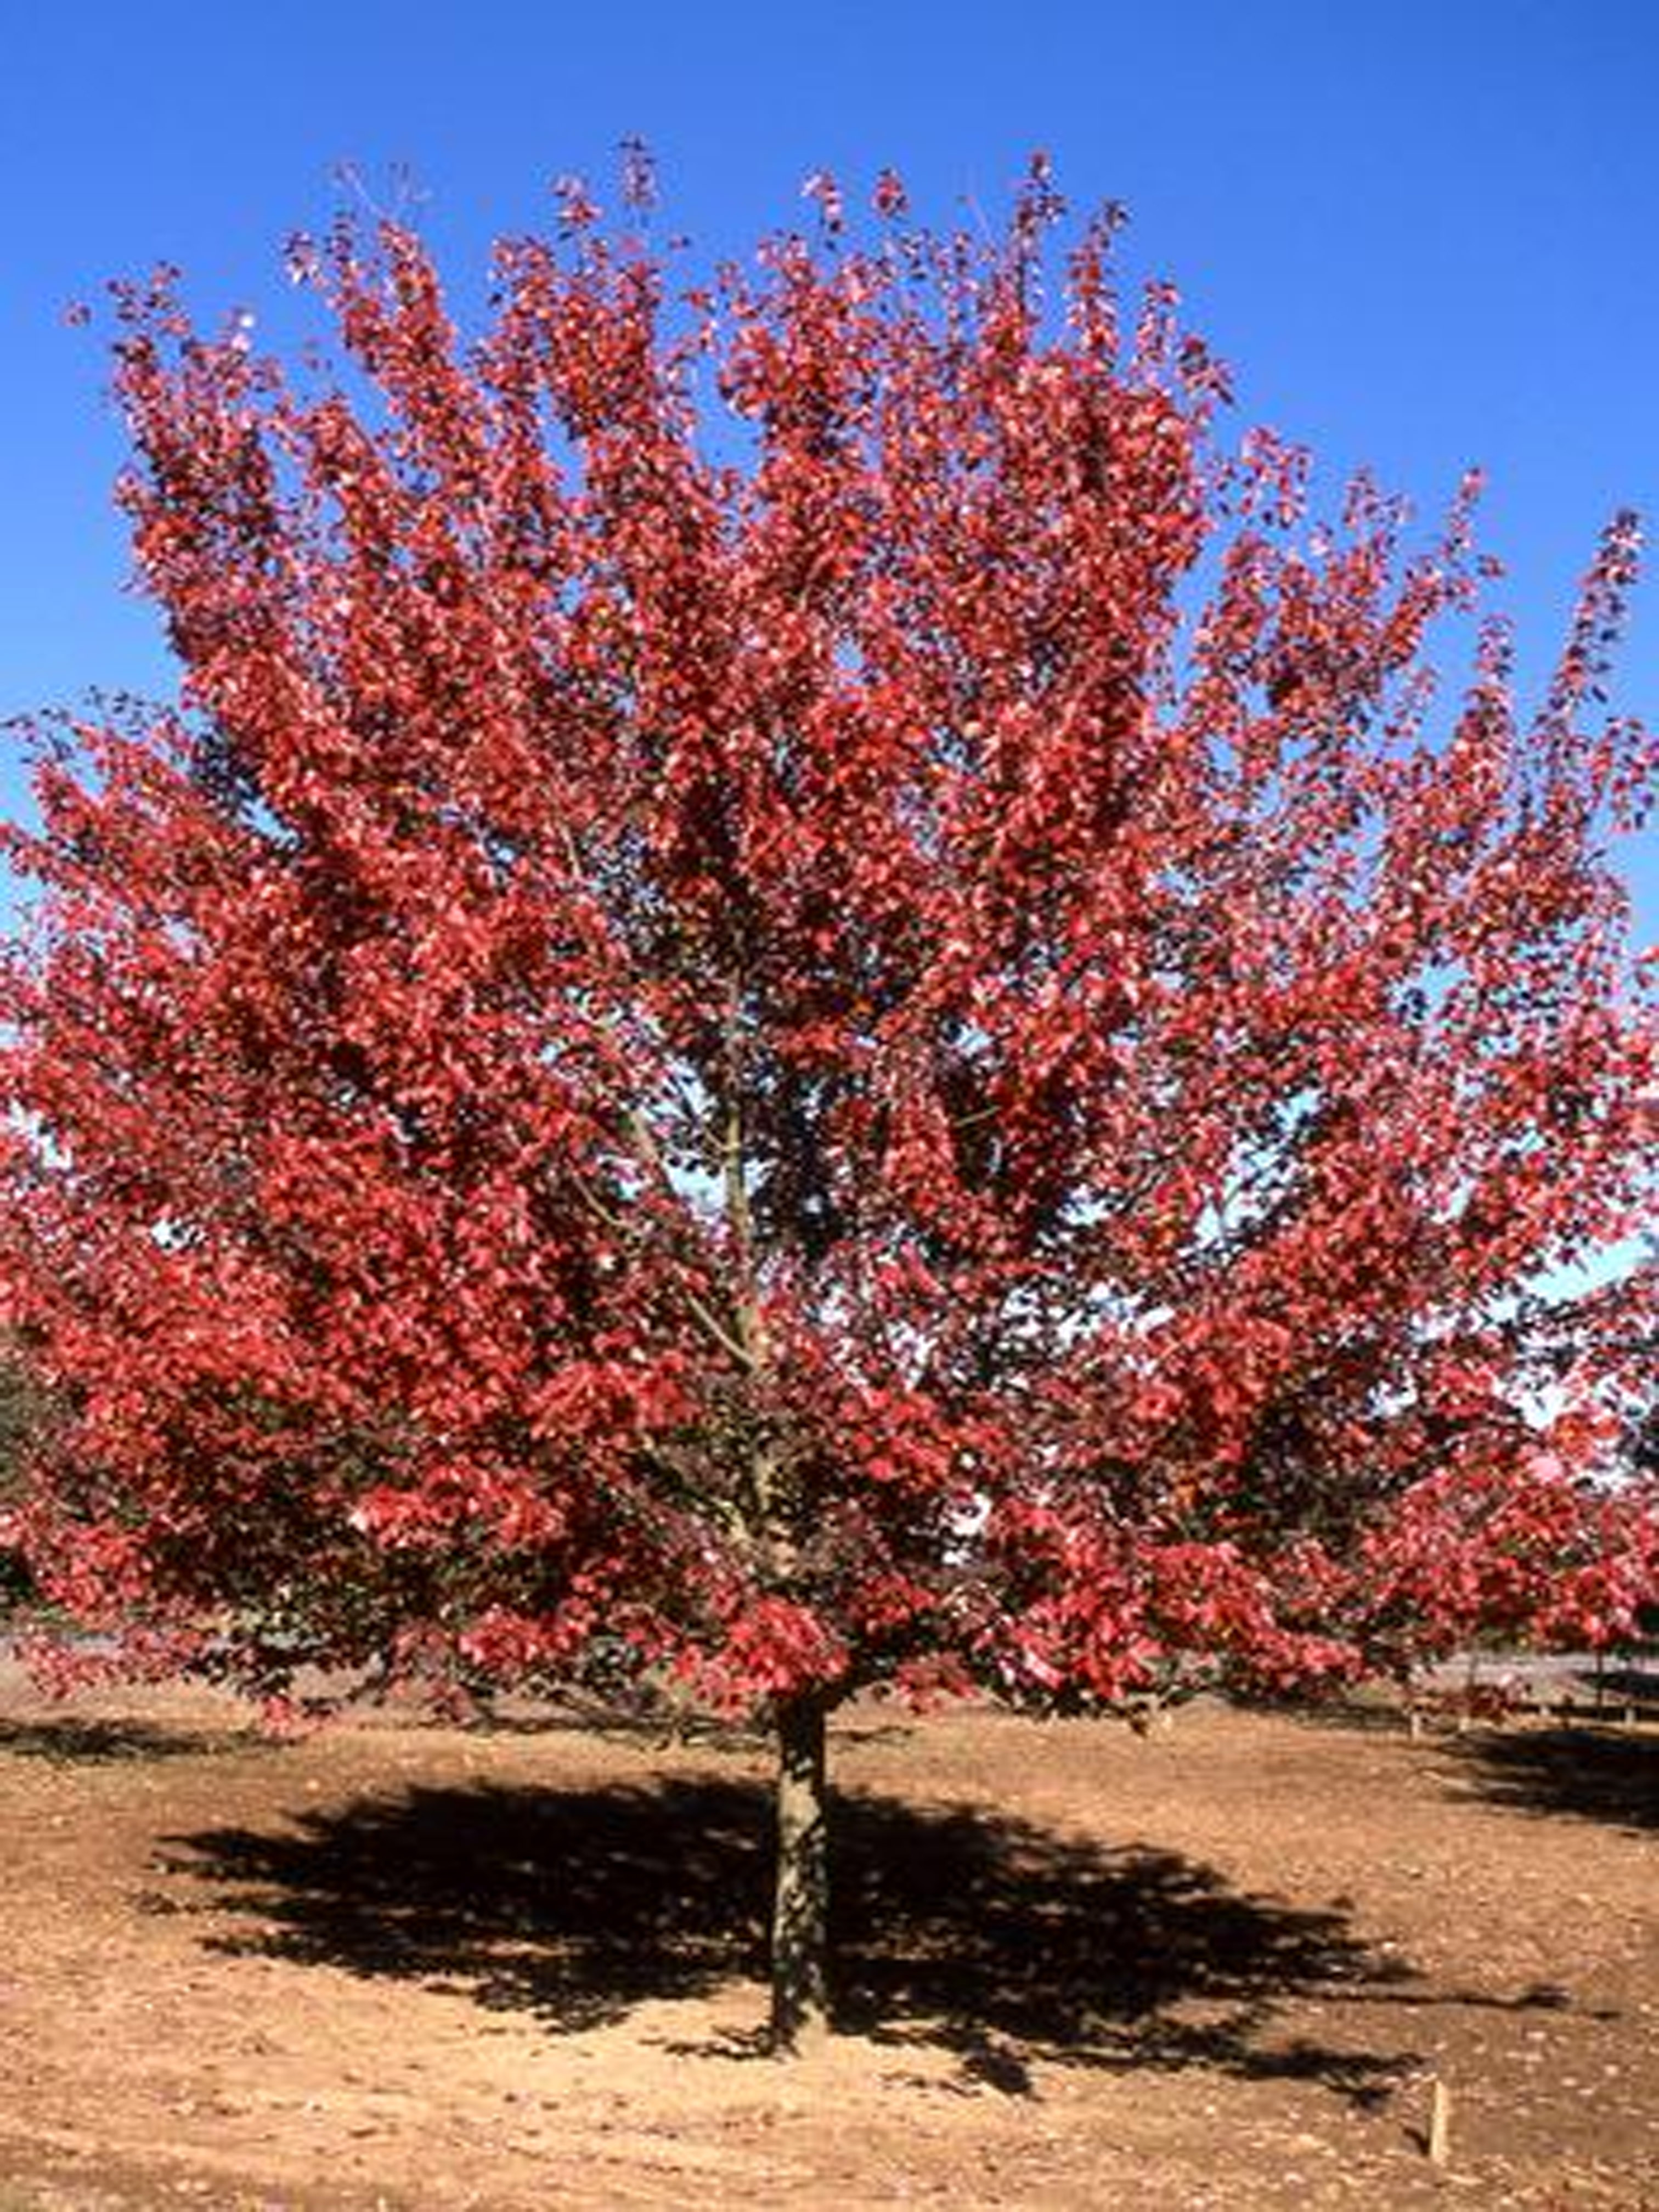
[2,165,1655,2046]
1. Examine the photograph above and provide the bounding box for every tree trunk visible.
[769,1690,831,2053]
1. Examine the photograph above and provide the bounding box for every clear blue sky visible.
[3,0,1654,935]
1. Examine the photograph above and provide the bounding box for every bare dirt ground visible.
[0,1666,1655,2209]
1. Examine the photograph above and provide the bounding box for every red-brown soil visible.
[0,1668,1655,2208]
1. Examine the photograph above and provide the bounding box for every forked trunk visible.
[769,1690,831,2053]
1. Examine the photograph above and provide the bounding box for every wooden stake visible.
[1427,2075,1453,2166]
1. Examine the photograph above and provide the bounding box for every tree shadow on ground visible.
[0,1715,261,1764]
[160,1776,1442,2099]
[1451,1726,1659,1833]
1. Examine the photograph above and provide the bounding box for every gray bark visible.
[769,1691,831,2052]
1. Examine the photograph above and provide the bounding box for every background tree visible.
[2,163,1654,2048]
[0,1345,50,1613]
